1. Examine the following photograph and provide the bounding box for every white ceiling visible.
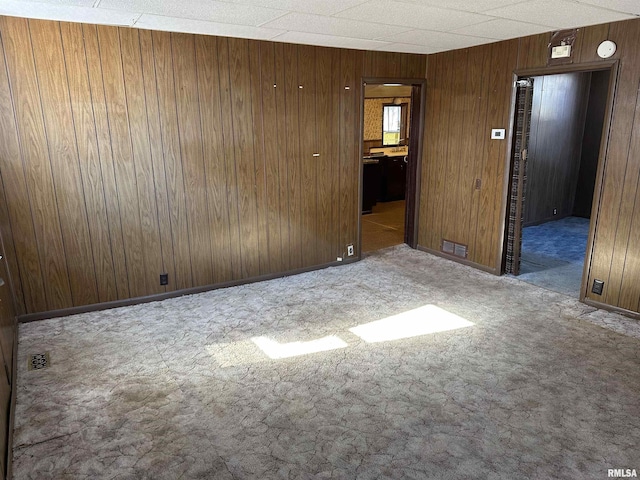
[0,0,638,54]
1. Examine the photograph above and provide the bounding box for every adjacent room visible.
[0,2,640,480]
[361,84,413,253]
[508,70,610,297]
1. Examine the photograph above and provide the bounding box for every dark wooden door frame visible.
[500,59,619,302]
[358,77,427,259]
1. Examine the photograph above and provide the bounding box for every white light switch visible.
[491,129,505,140]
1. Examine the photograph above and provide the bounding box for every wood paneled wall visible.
[419,40,518,269]
[0,16,426,315]
[418,19,640,314]
[573,70,610,219]
[524,72,590,226]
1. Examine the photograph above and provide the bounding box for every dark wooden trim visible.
[417,245,500,275]
[582,298,640,320]
[407,83,427,249]
[363,76,426,86]
[514,59,618,77]
[498,72,520,273]
[17,258,358,323]
[580,62,619,302]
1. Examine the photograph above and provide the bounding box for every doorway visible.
[359,80,424,254]
[504,66,614,297]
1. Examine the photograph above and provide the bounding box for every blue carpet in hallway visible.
[516,216,590,296]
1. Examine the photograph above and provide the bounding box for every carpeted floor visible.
[361,200,405,253]
[518,216,590,296]
[13,245,640,479]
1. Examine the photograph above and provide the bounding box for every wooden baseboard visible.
[416,245,499,275]
[18,258,358,323]
[582,298,640,320]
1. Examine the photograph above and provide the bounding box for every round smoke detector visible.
[597,40,617,59]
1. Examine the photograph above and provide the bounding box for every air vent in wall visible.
[442,240,455,255]
[441,239,468,259]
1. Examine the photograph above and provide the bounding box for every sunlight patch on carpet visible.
[349,305,474,343]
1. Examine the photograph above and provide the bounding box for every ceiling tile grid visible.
[0,0,638,53]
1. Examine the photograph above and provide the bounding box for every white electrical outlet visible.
[347,244,354,256]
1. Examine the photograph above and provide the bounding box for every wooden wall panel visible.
[316,47,335,263]
[284,43,303,269]
[587,20,640,306]
[82,24,130,300]
[517,32,549,70]
[60,22,118,304]
[578,24,611,63]
[419,18,640,313]
[0,17,412,314]
[195,35,233,283]
[98,25,148,299]
[1,17,73,310]
[0,16,427,315]
[467,44,492,262]
[298,45,318,267]
[274,42,291,272]
[30,20,99,306]
[248,41,269,276]
[258,41,284,274]
[214,37,243,280]
[228,38,261,279]
[172,33,215,286]
[150,30,193,290]
[120,28,166,296]
[0,32,39,314]
[139,29,176,291]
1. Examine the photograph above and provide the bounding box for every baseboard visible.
[523,214,573,227]
[582,298,640,320]
[416,245,499,275]
[18,258,358,323]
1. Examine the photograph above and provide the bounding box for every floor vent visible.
[28,352,50,371]
[442,239,468,259]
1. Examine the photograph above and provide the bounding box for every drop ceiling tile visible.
[97,0,286,26]
[270,31,391,50]
[576,0,640,15]
[18,0,95,6]
[0,0,139,25]
[380,29,496,50]
[135,14,285,39]
[395,0,532,14]
[451,18,552,40]
[336,0,494,31]
[220,0,370,16]
[261,12,410,40]
[373,42,440,54]
[485,0,636,28]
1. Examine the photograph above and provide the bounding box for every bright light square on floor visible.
[251,335,348,359]
[349,305,474,343]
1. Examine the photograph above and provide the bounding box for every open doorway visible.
[504,67,613,297]
[360,81,423,254]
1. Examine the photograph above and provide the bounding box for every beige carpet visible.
[13,245,640,479]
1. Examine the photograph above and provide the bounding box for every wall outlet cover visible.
[491,128,505,140]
